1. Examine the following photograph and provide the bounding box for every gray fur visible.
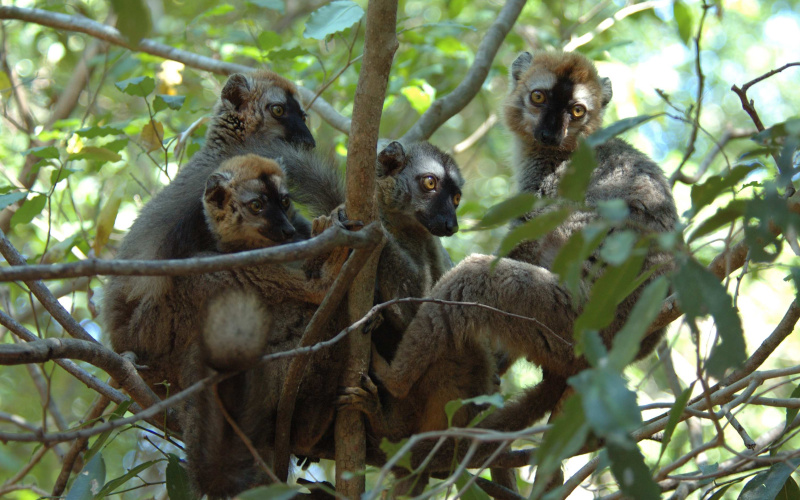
[510,51,533,82]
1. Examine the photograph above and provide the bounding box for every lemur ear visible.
[204,172,233,209]
[377,141,407,176]
[510,52,533,82]
[599,77,613,107]
[221,73,251,111]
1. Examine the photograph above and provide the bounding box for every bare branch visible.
[0,5,351,134]
[0,223,382,282]
[400,0,524,143]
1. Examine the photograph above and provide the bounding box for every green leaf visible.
[600,230,638,266]
[166,453,195,500]
[95,460,162,497]
[257,31,283,51]
[497,207,573,257]
[238,483,300,500]
[551,223,608,299]
[609,277,670,371]
[687,199,747,243]
[379,438,412,471]
[673,0,694,46]
[472,192,537,229]
[708,484,734,500]
[102,138,130,153]
[571,366,642,439]
[49,167,77,186]
[455,472,491,500]
[448,0,467,18]
[587,115,661,147]
[201,4,235,17]
[110,0,152,44]
[304,0,365,40]
[673,257,746,378]
[10,194,47,227]
[531,396,590,499]
[744,187,800,263]
[689,164,756,216]
[558,141,596,202]
[777,476,800,500]
[68,147,123,163]
[401,82,436,114]
[0,191,27,211]
[786,383,800,431]
[153,94,186,113]
[738,459,800,499]
[84,400,132,464]
[752,118,800,144]
[0,71,10,94]
[657,386,692,464]
[443,393,505,427]
[65,453,106,500]
[607,441,661,500]
[248,0,285,13]
[23,145,60,159]
[75,125,125,138]
[573,254,645,341]
[115,76,155,97]
[267,47,310,61]
[597,199,631,223]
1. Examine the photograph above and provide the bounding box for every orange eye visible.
[421,176,436,191]
[270,104,284,118]
[248,200,263,213]
[531,90,546,104]
[571,105,586,118]
[453,193,461,207]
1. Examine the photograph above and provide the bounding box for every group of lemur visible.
[102,50,678,498]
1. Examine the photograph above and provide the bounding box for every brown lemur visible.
[103,70,341,395]
[366,50,678,465]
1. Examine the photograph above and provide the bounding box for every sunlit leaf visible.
[115,76,156,97]
[304,0,364,40]
[110,0,152,44]
[609,277,670,370]
[166,454,194,500]
[102,138,130,153]
[65,453,106,500]
[140,120,165,153]
[49,166,77,186]
[248,0,285,13]
[94,190,124,255]
[401,82,436,114]
[257,31,282,51]
[153,94,186,113]
[497,207,573,257]
[689,164,757,216]
[657,386,692,464]
[739,459,800,500]
[448,0,467,18]
[23,145,60,159]
[10,194,46,227]
[268,47,310,61]
[41,233,81,264]
[687,199,746,243]
[76,125,125,138]
[673,257,746,378]
[587,115,661,147]
[673,0,694,45]
[69,147,123,163]
[201,4,235,17]
[472,193,536,229]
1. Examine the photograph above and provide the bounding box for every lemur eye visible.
[421,176,437,191]
[571,105,586,118]
[453,193,461,207]
[270,104,285,118]
[248,200,263,213]
[531,90,546,104]
[281,195,291,209]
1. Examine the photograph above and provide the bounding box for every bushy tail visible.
[272,142,345,217]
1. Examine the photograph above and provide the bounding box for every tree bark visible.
[335,0,398,496]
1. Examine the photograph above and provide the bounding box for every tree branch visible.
[0,223,381,282]
[0,5,351,134]
[400,0,525,143]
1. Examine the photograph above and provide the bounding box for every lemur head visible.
[210,70,315,149]
[203,154,298,252]
[376,141,464,237]
[504,51,613,153]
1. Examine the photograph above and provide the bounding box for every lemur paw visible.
[338,373,380,416]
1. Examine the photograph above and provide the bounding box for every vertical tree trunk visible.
[335,0,398,496]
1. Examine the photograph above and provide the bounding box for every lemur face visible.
[504,51,613,152]
[203,154,298,252]
[219,71,316,149]
[377,141,465,237]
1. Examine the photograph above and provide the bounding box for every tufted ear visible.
[221,73,251,111]
[599,77,613,107]
[510,52,533,82]
[377,141,406,176]
[204,171,233,209]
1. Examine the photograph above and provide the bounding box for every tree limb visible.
[400,0,525,143]
[0,5,351,134]
[0,223,381,282]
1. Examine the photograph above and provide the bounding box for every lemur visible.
[103,70,324,394]
[364,51,678,471]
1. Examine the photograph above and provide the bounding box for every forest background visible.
[0,0,799,498]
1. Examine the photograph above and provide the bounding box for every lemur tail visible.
[272,142,345,217]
